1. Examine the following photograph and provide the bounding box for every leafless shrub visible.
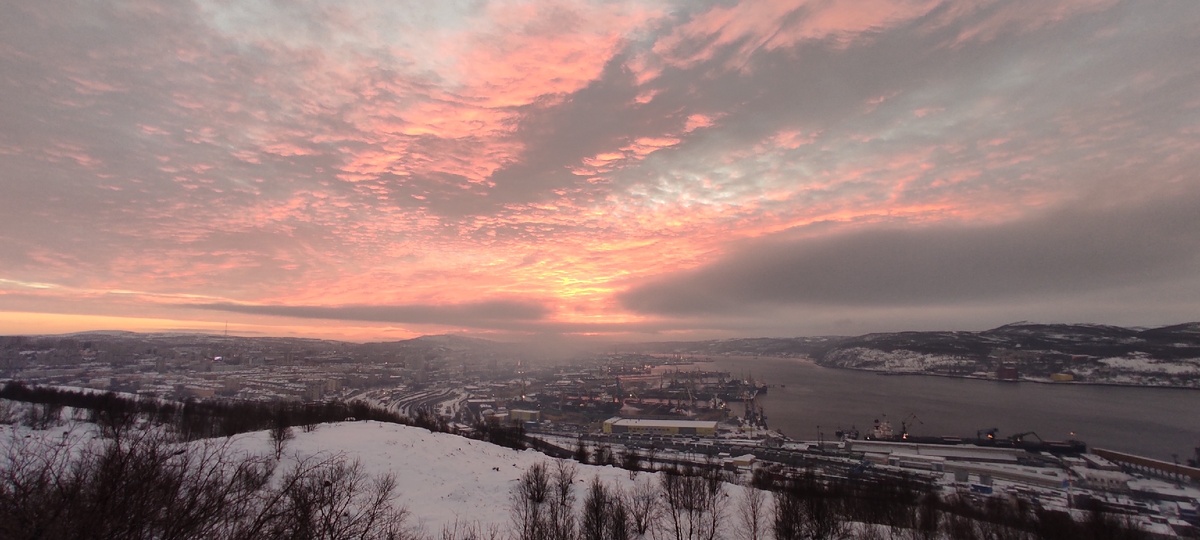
[439,519,504,540]
[0,429,410,540]
[253,457,408,540]
[0,430,273,540]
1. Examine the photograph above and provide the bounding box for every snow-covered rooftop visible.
[604,417,719,429]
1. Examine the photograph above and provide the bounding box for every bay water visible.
[681,356,1200,462]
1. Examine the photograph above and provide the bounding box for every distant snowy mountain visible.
[613,323,1200,388]
[818,323,1200,387]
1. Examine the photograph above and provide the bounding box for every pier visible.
[1093,448,1200,484]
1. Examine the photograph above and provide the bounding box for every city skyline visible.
[2,1,1199,341]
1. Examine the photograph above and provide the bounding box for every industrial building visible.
[510,409,540,422]
[602,417,718,437]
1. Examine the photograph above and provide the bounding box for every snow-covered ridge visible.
[814,323,1200,387]
[823,347,972,373]
[227,421,677,533]
[2,417,668,534]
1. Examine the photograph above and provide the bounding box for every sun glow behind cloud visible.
[2,0,1199,340]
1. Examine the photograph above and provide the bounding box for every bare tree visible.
[593,444,613,466]
[582,475,634,540]
[21,402,62,430]
[737,485,769,540]
[549,460,578,540]
[659,464,724,540]
[510,460,577,540]
[511,462,551,540]
[773,478,805,540]
[644,445,658,472]
[853,523,890,540]
[581,476,613,540]
[574,439,589,464]
[300,404,321,433]
[941,493,986,540]
[625,477,659,538]
[269,411,295,459]
[620,448,642,479]
[911,492,940,540]
[0,400,16,424]
[610,490,631,540]
[773,470,849,540]
[91,391,139,441]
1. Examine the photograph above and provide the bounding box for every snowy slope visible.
[1,408,755,537]
[226,421,677,534]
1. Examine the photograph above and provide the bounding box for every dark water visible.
[690,356,1200,461]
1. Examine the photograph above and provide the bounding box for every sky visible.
[2,0,1199,342]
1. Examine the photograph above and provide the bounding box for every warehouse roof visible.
[604,417,718,429]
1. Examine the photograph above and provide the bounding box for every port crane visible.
[976,427,1000,440]
[900,413,924,439]
[1009,431,1044,443]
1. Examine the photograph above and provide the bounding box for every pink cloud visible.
[66,76,126,95]
[3,0,1195,339]
[444,1,665,105]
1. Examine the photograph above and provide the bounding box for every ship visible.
[858,417,1086,455]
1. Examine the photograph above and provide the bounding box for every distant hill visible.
[3,330,566,366]
[829,322,1200,362]
[611,336,844,357]
[613,323,1200,388]
[11,323,1200,387]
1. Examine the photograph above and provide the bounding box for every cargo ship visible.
[850,417,1087,455]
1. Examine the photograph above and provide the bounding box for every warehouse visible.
[602,417,718,437]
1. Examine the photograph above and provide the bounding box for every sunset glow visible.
[2,1,1199,340]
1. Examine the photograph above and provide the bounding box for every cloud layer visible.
[620,189,1200,314]
[193,300,548,328]
[2,0,1199,339]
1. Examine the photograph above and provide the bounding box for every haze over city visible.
[2,0,1199,341]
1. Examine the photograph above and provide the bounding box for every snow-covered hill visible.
[228,422,631,532]
[816,323,1200,387]
[1,415,702,537]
